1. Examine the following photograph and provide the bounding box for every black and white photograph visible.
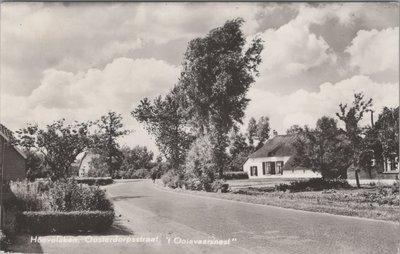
[0,1,399,253]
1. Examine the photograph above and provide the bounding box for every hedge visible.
[223,171,249,180]
[75,177,113,186]
[275,178,352,192]
[17,211,114,234]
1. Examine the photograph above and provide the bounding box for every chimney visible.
[273,130,278,137]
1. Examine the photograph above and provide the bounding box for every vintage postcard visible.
[0,2,398,253]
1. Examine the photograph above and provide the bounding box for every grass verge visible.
[155,180,399,223]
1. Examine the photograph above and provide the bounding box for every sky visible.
[1,2,399,153]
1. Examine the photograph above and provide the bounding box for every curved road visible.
[105,180,399,254]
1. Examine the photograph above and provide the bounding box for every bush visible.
[116,168,150,179]
[9,179,113,212]
[48,180,113,212]
[75,177,113,186]
[211,180,229,193]
[161,171,183,189]
[0,230,10,251]
[9,180,51,211]
[275,178,352,192]
[223,171,249,180]
[17,211,114,234]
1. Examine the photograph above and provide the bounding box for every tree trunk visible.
[355,169,361,188]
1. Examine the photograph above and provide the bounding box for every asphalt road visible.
[9,180,398,254]
[105,180,400,254]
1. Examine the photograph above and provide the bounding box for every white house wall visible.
[243,156,320,179]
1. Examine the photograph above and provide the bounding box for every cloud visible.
[346,27,399,75]
[245,75,399,134]
[1,57,180,151]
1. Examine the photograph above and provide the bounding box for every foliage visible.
[177,18,263,177]
[184,135,216,190]
[115,168,150,179]
[24,150,48,181]
[286,125,303,135]
[336,92,373,184]
[293,116,351,179]
[9,179,113,212]
[92,111,130,177]
[17,211,114,234]
[211,180,230,193]
[246,117,258,148]
[161,171,183,189]
[375,107,399,164]
[223,171,249,180]
[360,184,399,206]
[132,87,194,170]
[9,180,51,211]
[120,145,154,171]
[255,116,270,150]
[275,178,352,192]
[15,119,93,180]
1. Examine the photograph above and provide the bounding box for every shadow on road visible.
[111,195,149,201]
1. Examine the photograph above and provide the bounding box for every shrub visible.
[17,211,114,234]
[117,168,150,179]
[211,180,229,193]
[75,177,113,186]
[48,180,113,212]
[9,180,51,211]
[0,230,10,251]
[275,178,352,192]
[223,171,249,180]
[161,171,183,189]
[9,179,113,212]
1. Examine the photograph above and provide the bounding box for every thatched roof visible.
[249,134,299,158]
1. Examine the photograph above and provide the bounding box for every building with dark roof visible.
[243,134,319,179]
[0,124,26,181]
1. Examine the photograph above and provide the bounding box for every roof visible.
[248,134,299,158]
[0,123,27,159]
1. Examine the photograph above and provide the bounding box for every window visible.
[266,162,271,174]
[250,166,258,176]
[276,161,284,174]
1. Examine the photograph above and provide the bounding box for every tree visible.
[255,116,270,150]
[120,145,154,171]
[16,119,93,180]
[246,117,257,148]
[178,18,264,177]
[24,150,48,181]
[132,86,194,171]
[228,129,251,171]
[375,107,399,166]
[336,92,373,187]
[293,116,350,179]
[93,111,130,177]
[286,125,303,135]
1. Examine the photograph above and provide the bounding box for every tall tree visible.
[94,111,130,177]
[132,86,194,171]
[16,119,93,180]
[176,18,264,177]
[336,92,373,187]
